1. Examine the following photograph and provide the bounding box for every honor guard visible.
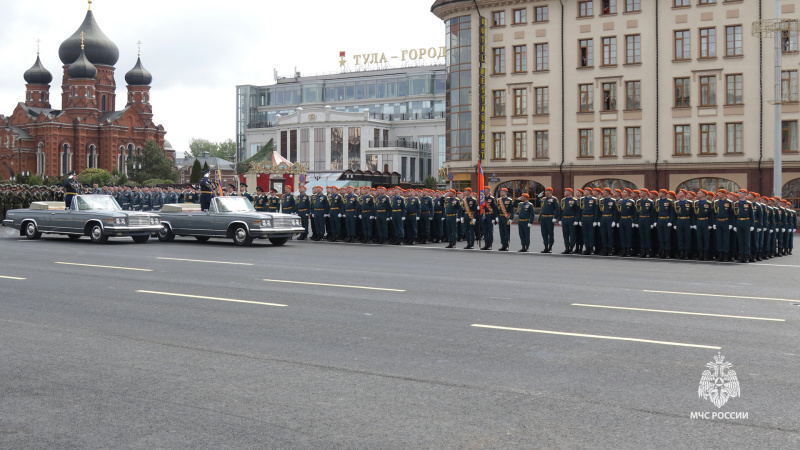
[598,188,618,256]
[480,186,497,250]
[267,189,281,212]
[635,189,656,257]
[579,189,599,255]
[404,190,420,245]
[558,188,581,254]
[295,185,311,240]
[328,186,344,241]
[539,187,559,253]
[733,189,755,263]
[432,190,445,243]
[444,189,462,248]
[343,186,359,242]
[419,190,433,244]
[461,188,479,249]
[374,186,391,244]
[517,193,535,252]
[199,170,215,211]
[360,187,376,243]
[390,187,406,245]
[655,189,675,258]
[693,190,715,260]
[496,188,514,251]
[63,171,78,209]
[311,185,330,241]
[282,186,296,215]
[616,189,637,257]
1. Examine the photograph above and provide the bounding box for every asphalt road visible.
[1,225,799,448]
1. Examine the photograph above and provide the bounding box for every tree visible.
[189,159,202,183]
[127,140,179,183]
[78,168,113,187]
[217,139,236,161]
[118,173,128,186]
[27,174,43,186]
[187,138,218,158]
[423,175,438,190]
[202,161,210,172]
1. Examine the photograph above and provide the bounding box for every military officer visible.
[558,188,581,254]
[617,188,637,257]
[267,189,281,212]
[598,188,618,256]
[461,188,479,249]
[327,186,344,242]
[252,187,266,211]
[390,186,406,245]
[480,186,497,250]
[673,190,693,260]
[311,185,329,241]
[295,185,311,240]
[538,187,559,253]
[374,186,391,244]
[419,189,433,244]
[579,188,599,255]
[198,170,215,211]
[63,171,78,209]
[360,186,376,243]
[343,186,359,242]
[165,185,179,205]
[496,187,514,251]
[432,190,445,243]
[239,183,253,202]
[635,189,655,257]
[517,193,535,252]
[185,185,198,204]
[654,189,675,258]
[282,186,296,214]
[444,189,462,248]
[732,189,755,263]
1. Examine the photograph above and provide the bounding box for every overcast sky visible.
[0,0,445,157]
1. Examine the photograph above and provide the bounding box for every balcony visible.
[368,111,445,121]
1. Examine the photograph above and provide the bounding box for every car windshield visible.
[75,195,122,211]
[215,197,256,213]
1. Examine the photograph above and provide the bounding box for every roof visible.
[6,126,33,140]
[58,10,120,66]
[19,103,62,120]
[99,107,128,124]
[181,156,235,171]
[430,0,471,12]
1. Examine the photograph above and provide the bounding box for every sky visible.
[0,0,445,157]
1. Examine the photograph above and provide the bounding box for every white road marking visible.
[136,290,287,307]
[752,263,800,268]
[572,303,785,322]
[0,275,26,280]
[263,279,405,292]
[644,290,798,303]
[54,262,152,272]
[471,324,720,349]
[157,257,253,266]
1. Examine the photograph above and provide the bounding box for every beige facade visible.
[432,0,800,202]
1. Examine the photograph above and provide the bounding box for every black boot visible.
[499,244,508,251]
[445,242,454,248]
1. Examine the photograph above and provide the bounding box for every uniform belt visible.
[563,215,575,219]
[201,191,213,194]
[519,219,529,222]
[392,209,403,212]
[298,208,308,211]
[314,208,326,211]
[621,215,632,219]
[716,218,728,221]
[737,218,750,220]
[678,216,690,219]
[602,214,613,217]
[541,214,554,217]
[447,213,457,216]
[697,217,708,220]
[345,209,356,212]
[406,213,416,215]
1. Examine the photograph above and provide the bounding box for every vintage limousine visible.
[2,195,162,243]
[157,197,305,246]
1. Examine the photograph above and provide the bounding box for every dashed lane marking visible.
[157,257,254,266]
[643,290,798,303]
[136,290,287,307]
[263,279,405,292]
[54,262,152,272]
[0,275,26,280]
[572,303,785,322]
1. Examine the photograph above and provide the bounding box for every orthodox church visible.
[0,1,170,179]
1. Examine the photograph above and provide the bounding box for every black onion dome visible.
[24,55,53,84]
[125,57,152,86]
[67,48,97,79]
[58,10,119,66]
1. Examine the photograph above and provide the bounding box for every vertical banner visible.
[478,161,485,214]
[478,16,486,162]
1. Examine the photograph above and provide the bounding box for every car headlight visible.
[150,217,160,225]
[264,219,273,228]
[117,217,126,225]
[293,219,300,226]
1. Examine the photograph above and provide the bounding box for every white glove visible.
[528,223,532,228]
[574,222,579,226]
[729,225,733,230]
[750,227,755,232]
[769,229,773,233]
[471,219,476,225]
[558,221,562,225]
[673,226,677,230]
[612,222,616,227]
[757,228,761,232]
[324,214,329,217]
[594,222,600,228]
[667,223,672,227]
[691,225,696,230]
[552,218,557,223]
[651,224,656,229]
[416,217,419,221]
[358,215,362,219]
[733,227,737,232]
[441,218,445,221]
[370,216,374,220]
[387,218,391,222]
[713,225,716,230]
[338,213,342,218]
[493,220,499,225]
[633,223,638,228]
[782,228,786,232]
[708,226,712,230]
[402,217,405,221]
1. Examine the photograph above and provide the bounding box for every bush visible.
[117,173,128,186]
[26,174,44,186]
[141,178,173,187]
[78,168,114,187]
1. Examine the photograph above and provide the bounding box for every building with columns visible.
[431,0,800,204]
[238,65,445,185]
[0,2,169,180]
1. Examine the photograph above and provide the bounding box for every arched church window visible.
[102,95,107,112]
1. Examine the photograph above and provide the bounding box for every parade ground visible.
[1,226,798,448]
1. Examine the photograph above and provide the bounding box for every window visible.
[675,30,691,60]
[513,131,527,158]
[579,39,594,67]
[513,45,527,72]
[675,125,691,155]
[535,43,549,71]
[782,70,798,102]
[535,131,549,158]
[675,78,690,107]
[700,124,716,154]
[783,121,798,152]
[782,30,799,52]
[602,37,617,65]
[726,26,743,56]
[534,6,548,22]
[578,1,593,17]
[492,133,506,159]
[535,87,549,114]
[601,0,616,15]
[726,123,743,154]
[626,127,641,156]
[492,11,505,26]
[101,95,106,112]
[674,0,690,6]
[602,83,617,111]
[493,47,506,74]
[331,127,343,170]
[626,80,641,110]
[513,88,527,115]
[492,90,506,116]
[699,28,716,58]
[626,0,641,12]
[602,128,617,156]
[699,0,716,4]
[579,129,594,157]
[699,75,716,106]
[513,8,526,24]
[626,35,641,64]
[348,128,361,170]
[726,74,743,105]
[579,84,594,112]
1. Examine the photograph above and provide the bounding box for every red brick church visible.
[0,2,170,180]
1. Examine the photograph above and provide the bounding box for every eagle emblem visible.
[698,352,740,409]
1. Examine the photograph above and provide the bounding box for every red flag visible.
[477,161,485,214]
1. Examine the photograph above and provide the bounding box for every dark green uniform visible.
[559,196,581,253]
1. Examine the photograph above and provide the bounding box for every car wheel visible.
[24,221,42,240]
[68,234,82,241]
[132,235,150,244]
[157,225,175,242]
[194,236,210,242]
[90,224,109,243]
[269,237,288,246]
[232,225,253,246]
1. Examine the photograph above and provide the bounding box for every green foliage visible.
[189,159,202,183]
[117,173,128,186]
[141,179,173,187]
[26,174,44,186]
[217,139,237,161]
[127,140,179,183]
[202,161,210,172]
[78,168,113,187]
[236,139,274,174]
[111,167,120,177]
[423,175,438,190]
[187,137,236,161]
